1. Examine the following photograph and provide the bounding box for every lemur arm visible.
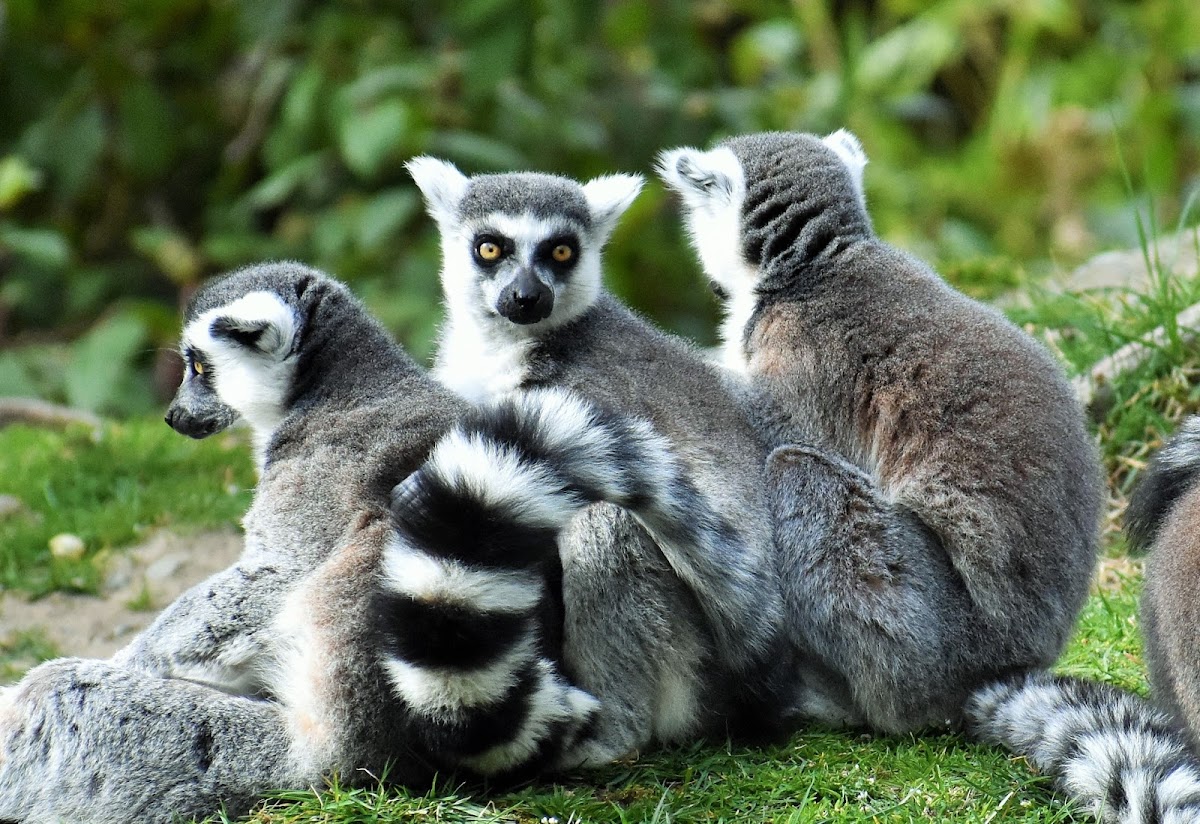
[110,560,291,695]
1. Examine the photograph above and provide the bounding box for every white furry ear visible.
[406,156,469,225]
[822,129,868,207]
[582,173,644,242]
[206,291,296,360]
[655,146,742,210]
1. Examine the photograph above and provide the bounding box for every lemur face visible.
[408,157,643,334]
[462,212,585,326]
[166,273,303,439]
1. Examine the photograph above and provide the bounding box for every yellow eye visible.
[477,241,502,261]
[193,360,205,375]
[552,244,573,263]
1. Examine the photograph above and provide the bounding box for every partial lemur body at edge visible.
[1130,417,1200,749]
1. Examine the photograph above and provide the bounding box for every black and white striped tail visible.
[966,671,1200,823]
[1127,416,1200,552]
[444,385,778,672]
[374,388,769,775]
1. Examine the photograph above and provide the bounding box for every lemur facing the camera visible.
[0,264,750,822]
[658,131,1200,822]
[1129,416,1200,750]
[408,158,790,730]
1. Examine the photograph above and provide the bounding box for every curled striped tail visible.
[444,386,782,671]
[1128,416,1200,552]
[965,671,1200,823]
[374,388,776,775]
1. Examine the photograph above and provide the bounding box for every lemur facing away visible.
[659,132,1200,822]
[0,264,747,822]
[1129,417,1200,749]
[407,158,791,732]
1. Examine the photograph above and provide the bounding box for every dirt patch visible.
[1093,554,1145,594]
[0,529,243,665]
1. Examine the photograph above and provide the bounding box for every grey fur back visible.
[719,131,1101,655]
[659,130,1102,739]
[728,132,873,280]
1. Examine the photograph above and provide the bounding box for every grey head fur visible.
[455,172,594,227]
[721,131,873,274]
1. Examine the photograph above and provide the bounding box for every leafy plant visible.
[2,1,1199,413]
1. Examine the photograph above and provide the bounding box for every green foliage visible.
[2,1,1199,410]
[1012,229,1200,503]
[0,629,58,683]
[0,419,254,595]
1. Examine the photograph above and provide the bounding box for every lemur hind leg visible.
[767,444,989,733]
[559,504,714,766]
[0,658,306,824]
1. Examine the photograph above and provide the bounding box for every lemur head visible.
[165,262,333,442]
[656,130,871,303]
[407,157,643,333]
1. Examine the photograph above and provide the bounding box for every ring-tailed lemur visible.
[1129,416,1200,751]
[658,131,1200,821]
[406,159,789,730]
[0,263,732,821]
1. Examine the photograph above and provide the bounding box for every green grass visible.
[209,579,1142,824]
[0,419,254,596]
[0,629,58,683]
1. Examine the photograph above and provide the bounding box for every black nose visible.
[497,277,554,325]
[514,289,541,308]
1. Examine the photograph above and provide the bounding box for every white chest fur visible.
[435,316,533,404]
[719,287,757,375]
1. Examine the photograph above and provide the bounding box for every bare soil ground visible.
[0,529,242,665]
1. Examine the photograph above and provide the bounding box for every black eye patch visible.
[537,235,580,271]
[472,234,515,267]
[185,347,213,380]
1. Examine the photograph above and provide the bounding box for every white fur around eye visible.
[433,212,605,402]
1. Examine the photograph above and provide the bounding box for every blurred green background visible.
[1,0,1198,417]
